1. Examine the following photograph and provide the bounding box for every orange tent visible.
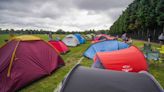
[93,46,148,72]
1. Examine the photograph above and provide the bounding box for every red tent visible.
[93,46,148,72]
[0,35,65,92]
[92,34,115,43]
[49,40,69,54]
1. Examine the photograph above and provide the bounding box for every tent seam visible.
[7,40,20,77]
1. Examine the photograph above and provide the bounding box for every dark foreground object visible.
[58,64,163,92]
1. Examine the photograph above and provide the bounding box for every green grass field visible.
[0,34,164,92]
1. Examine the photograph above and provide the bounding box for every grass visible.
[0,34,9,46]
[0,34,163,92]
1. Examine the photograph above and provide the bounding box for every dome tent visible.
[0,35,65,92]
[84,34,92,40]
[84,34,94,40]
[62,34,80,47]
[74,34,86,44]
[92,34,115,43]
[93,46,148,72]
[56,64,163,92]
[83,40,129,59]
[49,40,69,54]
[95,34,114,40]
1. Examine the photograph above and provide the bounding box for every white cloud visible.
[0,0,133,31]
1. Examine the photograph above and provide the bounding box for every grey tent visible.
[56,64,163,92]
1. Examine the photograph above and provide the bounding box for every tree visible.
[56,29,65,34]
[156,0,164,32]
[109,0,164,42]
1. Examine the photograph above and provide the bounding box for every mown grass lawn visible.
[0,34,163,92]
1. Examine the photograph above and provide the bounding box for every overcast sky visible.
[0,0,133,31]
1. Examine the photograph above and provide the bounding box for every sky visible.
[0,0,133,31]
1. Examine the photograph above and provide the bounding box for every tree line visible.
[109,0,164,42]
[0,28,55,34]
[0,28,108,35]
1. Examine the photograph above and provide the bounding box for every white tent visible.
[85,34,92,40]
[62,34,80,47]
[84,34,95,40]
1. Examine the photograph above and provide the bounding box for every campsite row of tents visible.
[48,33,86,54]
[56,36,164,92]
[0,34,163,92]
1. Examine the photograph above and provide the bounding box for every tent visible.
[84,34,92,40]
[92,34,115,43]
[93,46,148,72]
[84,34,94,40]
[49,40,69,54]
[74,34,86,44]
[62,34,79,47]
[84,34,95,41]
[0,35,65,92]
[56,65,163,92]
[83,40,129,59]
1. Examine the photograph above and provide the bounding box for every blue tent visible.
[74,34,86,44]
[83,40,129,59]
